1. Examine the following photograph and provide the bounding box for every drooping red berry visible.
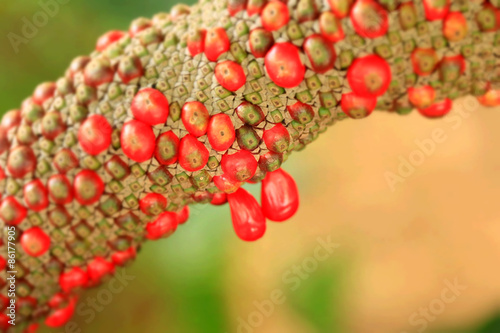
[120,120,156,163]
[139,193,167,216]
[443,12,468,42]
[96,30,126,52]
[303,34,336,74]
[178,134,209,171]
[207,113,235,151]
[287,101,315,124]
[249,28,274,58]
[411,48,439,76]
[328,0,354,18]
[423,0,450,21]
[155,131,179,165]
[84,57,114,87]
[47,174,73,205]
[215,61,246,91]
[319,12,345,42]
[131,88,170,126]
[221,150,258,182]
[23,180,49,212]
[247,0,266,16]
[78,115,112,156]
[87,257,115,284]
[265,42,305,88]
[340,92,377,119]
[45,297,77,328]
[7,145,37,178]
[0,197,27,226]
[350,0,388,39]
[408,85,436,109]
[181,101,210,137]
[187,28,206,57]
[112,246,137,266]
[74,170,104,205]
[146,211,179,240]
[211,192,228,205]
[32,82,56,106]
[117,55,144,84]
[205,27,230,62]
[347,54,392,97]
[228,188,266,241]
[177,206,190,224]
[418,99,453,118]
[1,109,21,130]
[20,227,51,257]
[263,124,290,153]
[59,267,88,293]
[261,168,299,222]
[261,1,290,31]
[41,112,66,140]
[213,173,243,194]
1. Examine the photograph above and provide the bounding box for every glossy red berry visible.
[265,42,305,88]
[263,124,290,153]
[207,113,235,151]
[74,170,105,205]
[249,28,274,58]
[7,145,37,178]
[181,101,210,137]
[131,88,170,126]
[32,82,56,106]
[139,193,167,216]
[117,55,144,84]
[20,227,51,257]
[45,297,77,328]
[112,247,137,266]
[211,192,228,205]
[155,131,179,165]
[84,57,114,87]
[187,28,206,57]
[418,99,453,118]
[287,101,315,124]
[303,34,336,74]
[0,197,27,226]
[120,120,156,162]
[443,12,467,42]
[96,30,126,52]
[423,0,450,21]
[177,206,190,224]
[59,267,88,293]
[1,109,21,130]
[221,150,258,182]
[408,85,436,109]
[328,0,354,18]
[340,92,377,119]
[23,179,49,212]
[215,61,246,91]
[350,0,388,39]
[261,168,299,222]
[53,149,79,174]
[78,115,112,156]
[178,134,210,172]
[146,211,178,240]
[228,188,266,241]
[47,174,73,205]
[261,1,290,31]
[213,173,243,194]
[205,27,230,62]
[347,55,392,98]
[319,12,345,42]
[87,257,115,284]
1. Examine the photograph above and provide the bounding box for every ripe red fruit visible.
[418,99,453,118]
[265,42,305,88]
[47,174,73,205]
[178,134,210,171]
[187,28,206,57]
[328,0,354,18]
[0,314,9,331]
[32,82,56,106]
[96,30,126,52]
[207,113,235,151]
[139,193,167,216]
[59,267,88,293]
[221,150,258,182]
[408,85,436,109]
[227,0,246,16]
[228,188,266,241]
[350,0,388,39]
[78,115,112,156]
[215,61,246,91]
[213,173,243,194]
[45,297,77,328]
[247,0,266,16]
[112,246,137,266]
[83,58,114,87]
[261,1,290,31]
[287,101,315,124]
[205,27,230,62]
[423,0,450,21]
[146,211,179,240]
[129,17,152,37]
[319,12,345,42]
[211,192,228,205]
[117,55,144,84]
[340,92,377,119]
[477,89,500,107]
[120,120,156,163]
[7,145,37,178]
[1,109,21,130]
[181,101,210,137]
[347,55,392,98]
[249,28,274,58]
[155,130,179,165]
[303,34,336,74]
[74,170,105,205]
[177,206,190,224]
[443,12,467,42]
[0,197,27,225]
[263,124,290,153]
[131,88,170,126]
[87,257,115,284]
[411,48,439,76]
[20,227,51,257]
[261,168,299,222]
[23,179,49,212]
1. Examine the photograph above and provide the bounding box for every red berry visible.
[68,56,90,79]
[423,0,450,21]
[340,92,377,119]
[47,174,73,205]
[249,28,274,58]
[328,0,354,18]
[0,314,10,331]
[155,131,179,165]
[129,17,152,37]
[146,211,178,240]
[96,30,126,52]
[0,257,6,272]
[23,179,49,212]
[74,170,104,205]
[211,192,228,205]
[7,145,37,178]
[350,0,388,39]
[32,82,56,106]
[215,61,246,92]
[121,120,156,163]
[112,246,137,266]
[78,115,112,156]
[228,0,247,16]
[177,206,190,224]
[411,48,439,76]
[477,89,500,107]
[87,257,115,284]
[319,12,345,42]
[247,0,266,16]
[178,134,210,171]
[187,28,206,57]
[117,55,144,84]
[263,124,290,153]
[408,85,436,109]
[45,297,77,328]
[20,227,51,257]
[181,101,210,137]
[131,88,170,126]
[207,113,235,151]
[205,27,230,62]
[1,109,21,130]
[261,168,299,222]
[265,42,305,88]
[213,173,243,194]
[139,193,167,216]
[303,34,336,74]
[287,101,315,124]
[347,55,392,98]
[221,150,258,182]
[0,128,9,155]
[0,197,27,225]
[228,188,266,241]
[84,57,114,87]
[443,12,467,42]
[261,1,290,31]
[418,99,453,118]
[59,267,88,293]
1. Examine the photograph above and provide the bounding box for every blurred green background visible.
[1,1,500,332]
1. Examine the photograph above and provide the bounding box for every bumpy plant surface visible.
[1,0,500,331]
